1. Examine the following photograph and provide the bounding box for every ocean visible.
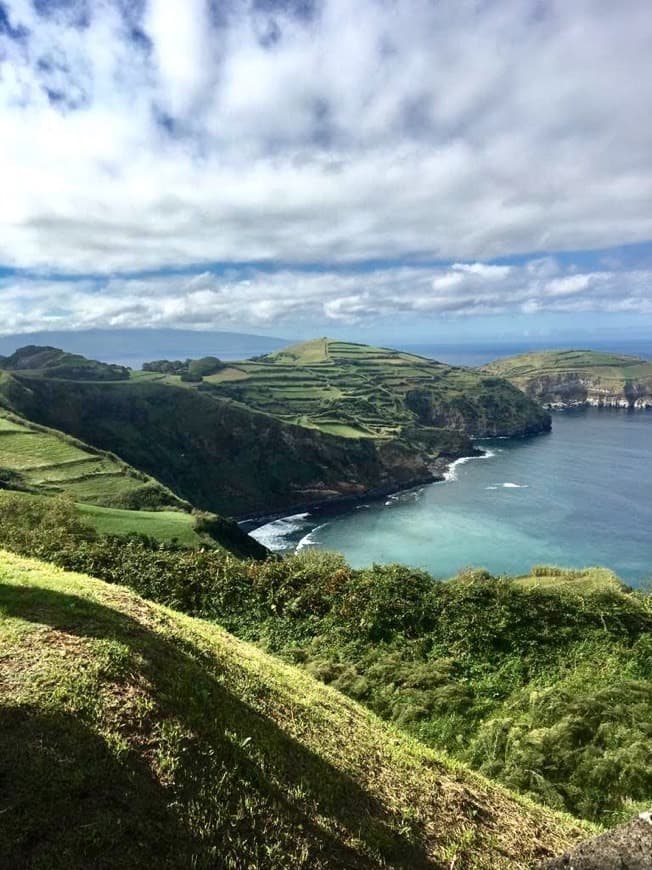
[252,407,652,587]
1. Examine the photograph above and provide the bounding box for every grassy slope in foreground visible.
[482,350,652,407]
[0,550,589,869]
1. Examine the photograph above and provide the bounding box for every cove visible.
[252,408,652,587]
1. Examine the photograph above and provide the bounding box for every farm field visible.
[483,349,652,384]
[0,489,200,546]
[200,338,501,439]
[76,503,202,545]
[0,409,181,509]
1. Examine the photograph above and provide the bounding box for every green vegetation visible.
[143,355,226,381]
[0,340,550,515]
[483,350,652,407]
[0,344,130,380]
[203,338,550,441]
[76,502,204,545]
[0,407,183,509]
[484,349,649,377]
[0,549,587,868]
[0,490,203,546]
[0,492,268,560]
[1,497,649,829]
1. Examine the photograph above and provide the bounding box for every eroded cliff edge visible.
[483,349,652,410]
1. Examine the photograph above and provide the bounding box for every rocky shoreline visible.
[545,398,652,410]
[237,449,482,531]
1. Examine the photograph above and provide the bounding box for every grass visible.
[0,490,268,559]
[198,338,550,442]
[484,350,648,376]
[513,565,626,594]
[483,350,652,399]
[0,408,184,510]
[0,549,590,868]
[76,503,203,546]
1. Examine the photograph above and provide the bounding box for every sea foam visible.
[250,513,312,551]
[443,448,497,482]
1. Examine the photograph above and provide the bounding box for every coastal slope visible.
[1,339,550,516]
[0,550,588,868]
[483,350,652,408]
[0,394,266,559]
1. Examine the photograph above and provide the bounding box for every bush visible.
[0,500,650,824]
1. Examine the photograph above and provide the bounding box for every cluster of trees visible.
[0,491,650,825]
[142,356,226,382]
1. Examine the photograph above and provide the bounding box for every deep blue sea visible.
[252,407,652,588]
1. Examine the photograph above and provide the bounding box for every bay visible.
[252,409,652,587]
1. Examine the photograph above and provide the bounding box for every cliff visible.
[0,340,550,517]
[483,349,652,409]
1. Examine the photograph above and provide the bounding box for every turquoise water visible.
[252,409,652,586]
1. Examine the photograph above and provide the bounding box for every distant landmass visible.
[483,349,652,408]
[0,329,290,368]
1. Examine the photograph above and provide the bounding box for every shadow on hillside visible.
[0,583,433,869]
[0,705,194,869]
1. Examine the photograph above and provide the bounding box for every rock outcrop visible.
[540,811,652,869]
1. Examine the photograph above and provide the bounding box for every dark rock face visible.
[540,812,652,869]
[0,369,550,517]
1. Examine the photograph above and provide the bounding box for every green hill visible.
[483,350,652,408]
[1,340,550,516]
[0,407,266,559]
[0,549,588,868]
[0,344,130,380]
[205,338,551,440]
[0,405,183,509]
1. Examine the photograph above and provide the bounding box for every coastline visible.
[238,446,485,534]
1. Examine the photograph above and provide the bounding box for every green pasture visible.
[0,411,174,508]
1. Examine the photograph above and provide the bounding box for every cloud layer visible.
[1,0,651,280]
[2,258,650,334]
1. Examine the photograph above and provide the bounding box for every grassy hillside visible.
[0,491,268,561]
[0,407,267,558]
[0,550,588,868]
[0,406,184,509]
[0,492,648,828]
[483,350,652,407]
[0,344,130,380]
[0,489,203,546]
[76,502,204,545]
[202,338,551,440]
[0,340,549,516]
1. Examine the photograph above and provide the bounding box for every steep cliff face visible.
[0,340,551,516]
[483,350,652,409]
[0,376,459,515]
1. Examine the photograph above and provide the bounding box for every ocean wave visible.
[443,448,497,482]
[296,523,327,551]
[501,482,528,488]
[250,512,312,551]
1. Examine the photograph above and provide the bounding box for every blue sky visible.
[0,0,651,344]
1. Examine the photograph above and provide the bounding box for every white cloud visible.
[0,0,650,279]
[0,259,650,334]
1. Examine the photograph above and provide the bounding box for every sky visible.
[1,0,651,345]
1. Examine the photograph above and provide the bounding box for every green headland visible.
[483,349,652,408]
